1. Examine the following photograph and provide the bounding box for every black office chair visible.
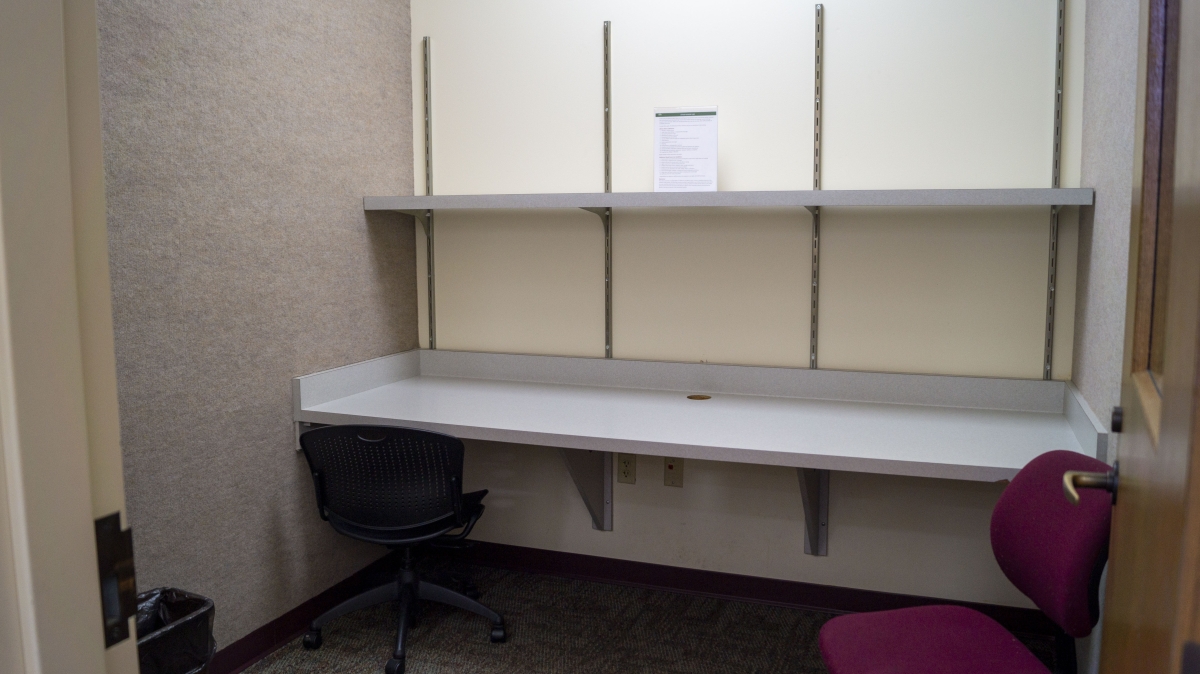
[299,424,505,674]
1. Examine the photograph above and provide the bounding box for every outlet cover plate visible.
[664,457,684,487]
[617,454,636,484]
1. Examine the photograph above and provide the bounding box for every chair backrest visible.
[990,449,1112,638]
[300,425,464,531]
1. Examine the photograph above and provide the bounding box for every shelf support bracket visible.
[798,467,829,555]
[813,5,823,192]
[580,23,616,359]
[422,36,436,350]
[1043,0,1065,380]
[807,207,820,370]
[603,21,612,194]
[1044,206,1058,379]
[561,448,613,531]
[809,5,823,370]
[583,207,613,358]
[422,209,435,350]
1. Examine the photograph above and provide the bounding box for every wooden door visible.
[1098,0,1200,672]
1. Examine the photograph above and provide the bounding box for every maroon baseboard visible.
[209,551,399,674]
[440,541,1061,639]
[210,541,1059,672]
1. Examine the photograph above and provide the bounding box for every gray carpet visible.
[246,564,1056,673]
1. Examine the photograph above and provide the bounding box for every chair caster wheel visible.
[385,657,405,674]
[302,629,322,650]
[490,624,507,643]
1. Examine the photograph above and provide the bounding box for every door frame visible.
[0,0,136,672]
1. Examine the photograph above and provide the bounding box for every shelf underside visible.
[364,188,1093,213]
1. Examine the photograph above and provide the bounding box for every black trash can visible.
[136,588,215,674]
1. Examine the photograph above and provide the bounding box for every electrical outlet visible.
[664,457,684,487]
[617,454,637,484]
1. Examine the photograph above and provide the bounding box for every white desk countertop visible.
[295,350,1102,483]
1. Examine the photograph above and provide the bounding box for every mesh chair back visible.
[990,449,1112,638]
[300,425,464,530]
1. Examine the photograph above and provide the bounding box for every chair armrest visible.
[437,504,484,542]
[435,490,488,544]
[311,470,329,521]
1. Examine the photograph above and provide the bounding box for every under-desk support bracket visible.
[295,421,328,450]
[583,208,613,358]
[797,468,829,556]
[560,448,613,531]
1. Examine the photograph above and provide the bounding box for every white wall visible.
[464,443,1028,605]
[409,0,1087,606]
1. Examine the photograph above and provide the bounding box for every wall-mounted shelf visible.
[365,188,1094,214]
[372,185,1094,366]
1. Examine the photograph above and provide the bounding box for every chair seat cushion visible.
[819,605,1050,674]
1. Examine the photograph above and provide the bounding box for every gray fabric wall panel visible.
[1073,0,1140,429]
[97,0,415,646]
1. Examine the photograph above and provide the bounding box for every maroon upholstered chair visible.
[818,450,1112,674]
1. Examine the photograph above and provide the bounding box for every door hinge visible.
[95,512,136,647]
[1111,406,1124,433]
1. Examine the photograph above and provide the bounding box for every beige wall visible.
[98,0,418,646]
[818,206,1077,379]
[409,0,1089,607]
[413,0,1083,382]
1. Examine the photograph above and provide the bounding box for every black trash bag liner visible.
[136,588,215,674]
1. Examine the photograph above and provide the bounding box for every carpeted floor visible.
[246,563,1056,674]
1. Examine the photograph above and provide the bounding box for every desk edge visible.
[1065,383,1110,462]
[294,407,1069,482]
[293,351,419,418]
